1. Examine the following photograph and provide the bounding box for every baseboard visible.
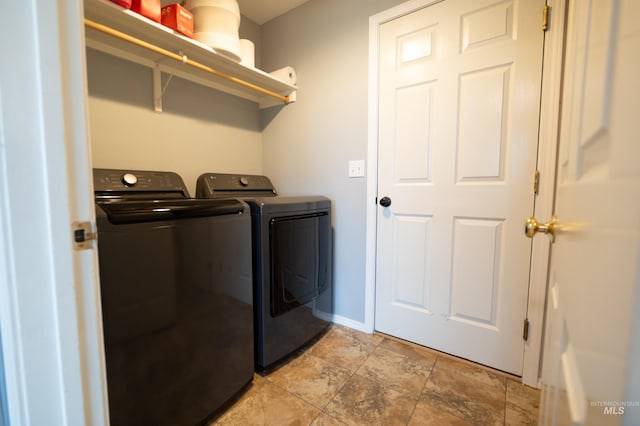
[313,309,371,334]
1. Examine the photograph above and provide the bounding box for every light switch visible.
[349,160,365,178]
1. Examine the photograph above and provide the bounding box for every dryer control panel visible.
[196,173,277,198]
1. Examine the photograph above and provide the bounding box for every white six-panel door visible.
[375,0,544,375]
[539,0,640,423]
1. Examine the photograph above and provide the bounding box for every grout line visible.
[408,359,440,423]
[504,378,509,425]
[375,331,522,381]
[273,327,519,424]
[311,324,387,422]
[262,373,326,414]
[262,326,385,417]
[221,325,539,425]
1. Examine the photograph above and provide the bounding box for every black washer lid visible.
[97,198,247,224]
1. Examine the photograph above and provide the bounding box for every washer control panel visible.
[94,168,190,199]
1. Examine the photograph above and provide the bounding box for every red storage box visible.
[108,0,132,8]
[131,0,161,23]
[161,4,194,38]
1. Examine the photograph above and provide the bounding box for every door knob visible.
[379,196,392,207]
[525,216,558,242]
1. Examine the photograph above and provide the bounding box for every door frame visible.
[0,0,108,424]
[365,0,567,387]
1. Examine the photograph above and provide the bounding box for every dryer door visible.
[269,212,330,317]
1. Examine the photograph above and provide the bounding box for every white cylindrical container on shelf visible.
[183,0,241,61]
[239,39,255,68]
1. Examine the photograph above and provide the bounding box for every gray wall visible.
[260,0,405,324]
[87,0,408,326]
[87,16,263,196]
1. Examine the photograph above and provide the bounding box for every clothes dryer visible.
[196,173,332,373]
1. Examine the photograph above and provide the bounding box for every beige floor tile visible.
[324,373,418,426]
[211,326,545,425]
[310,412,348,425]
[408,397,476,426]
[505,379,540,425]
[309,325,382,373]
[333,324,385,345]
[216,375,319,426]
[433,356,509,391]
[267,353,352,409]
[420,357,506,425]
[377,333,521,382]
[378,338,438,365]
[356,345,435,399]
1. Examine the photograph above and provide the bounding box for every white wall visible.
[260,0,405,324]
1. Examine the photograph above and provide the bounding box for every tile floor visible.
[212,324,540,426]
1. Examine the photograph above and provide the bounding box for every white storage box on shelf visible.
[83,0,296,110]
[183,0,241,62]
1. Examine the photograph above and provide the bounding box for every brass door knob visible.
[525,216,558,242]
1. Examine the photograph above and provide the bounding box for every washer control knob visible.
[121,173,138,187]
[239,177,249,187]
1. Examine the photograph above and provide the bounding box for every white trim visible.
[365,0,444,337]
[0,0,108,424]
[0,98,24,426]
[60,0,111,420]
[0,209,9,426]
[371,0,443,24]
[366,0,562,385]
[364,0,445,339]
[314,310,369,334]
[364,15,379,336]
[521,0,567,388]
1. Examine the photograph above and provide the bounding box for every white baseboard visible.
[313,309,371,334]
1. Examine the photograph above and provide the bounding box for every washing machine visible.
[196,173,333,373]
[94,168,253,425]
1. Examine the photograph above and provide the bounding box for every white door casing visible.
[374,0,545,375]
[521,0,568,387]
[538,0,640,424]
[0,0,108,424]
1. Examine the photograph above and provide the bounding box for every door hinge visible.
[533,170,540,195]
[542,5,550,31]
[72,221,98,250]
[523,318,530,341]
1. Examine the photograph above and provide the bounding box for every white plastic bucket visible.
[183,0,241,61]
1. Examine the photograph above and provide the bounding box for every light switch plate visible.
[349,160,365,178]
